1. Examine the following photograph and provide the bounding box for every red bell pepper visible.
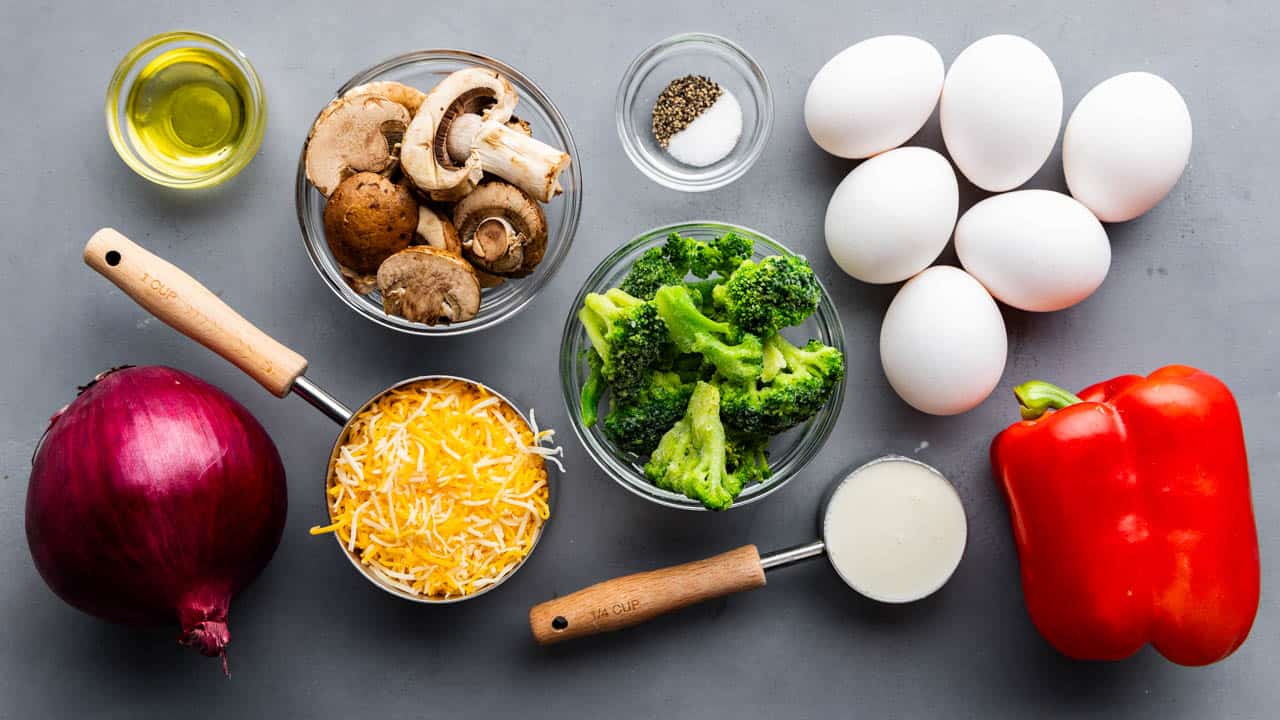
[991,365,1259,666]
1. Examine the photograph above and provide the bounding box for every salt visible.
[666,90,742,167]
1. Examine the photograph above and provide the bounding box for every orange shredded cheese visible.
[309,378,559,599]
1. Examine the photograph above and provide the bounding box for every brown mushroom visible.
[343,81,427,115]
[305,95,410,196]
[323,172,418,275]
[401,69,517,201]
[377,246,481,325]
[453,181,548,278]
[415,206,461,255]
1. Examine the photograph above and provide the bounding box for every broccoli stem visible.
[580,350,605,427]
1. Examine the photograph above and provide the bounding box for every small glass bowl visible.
[105,31,266,189]
[616,33,773,192]
[560,222,846,511]
[296,50,582,336]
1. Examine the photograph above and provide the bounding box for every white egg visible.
[956,190,1110,312]
[1064,72,1192,222]
[805,36,944,159]
[825,147,958,284]
[940,35,1063,191]
[880,267,1007,415]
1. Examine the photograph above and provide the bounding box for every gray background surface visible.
[1,1,1276,717]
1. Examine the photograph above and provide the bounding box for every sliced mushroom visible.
[377,246,481,325]
[343,81,426,115]
[401,69,517,201]
[305,95,410,196]
[323,172,417,275]
[415,206,461,255]
[443,113,569,202]
[453,181,548,278]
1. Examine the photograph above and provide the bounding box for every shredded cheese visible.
[309,378,556,599]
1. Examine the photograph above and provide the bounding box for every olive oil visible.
[125,47,252,178]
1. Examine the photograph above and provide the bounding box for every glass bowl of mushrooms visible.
[296,50,582,336]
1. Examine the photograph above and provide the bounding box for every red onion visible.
[26,366,287,673]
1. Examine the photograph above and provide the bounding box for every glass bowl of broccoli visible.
[560,222,846,511]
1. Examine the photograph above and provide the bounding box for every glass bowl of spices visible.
[106,31,267,189]
[616,33,773,192]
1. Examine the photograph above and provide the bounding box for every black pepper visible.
[652,75,724,148]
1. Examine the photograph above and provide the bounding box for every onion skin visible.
[26,366,287,672]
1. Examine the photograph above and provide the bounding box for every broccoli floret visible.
[684,276,728,312]
[620,249,683,300]
[714,255,822,336]
[644,382,743,510]
[726,431,770,486]
[579,349,606,427]
[602,370,694,455]
[690,231,754,278]
[720,334,844,435]
[619,233,699,300]
[655,343,710,384]
[760,334,786,382]
[654,285,763,383]
[620,232,753,299]
[660,232,699,269]
[578,288,667,398]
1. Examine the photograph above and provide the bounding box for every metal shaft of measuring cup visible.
[291,376,353,425]
[759,540,826,571]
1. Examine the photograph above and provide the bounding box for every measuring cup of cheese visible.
[84,229,559,602]
[530,456,965,644]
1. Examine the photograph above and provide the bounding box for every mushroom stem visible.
[446,114,483,164]
[472,217,522,263]
[446,119,570,203]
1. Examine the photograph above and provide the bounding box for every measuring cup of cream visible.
[530,455,967,644]
[822,455,967,603]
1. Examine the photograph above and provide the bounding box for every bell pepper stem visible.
[1015,381,1084,420]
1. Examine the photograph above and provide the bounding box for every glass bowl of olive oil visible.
[106,31,266,189]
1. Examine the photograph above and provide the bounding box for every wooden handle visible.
[84,228,309,397]
[529,544,766,645]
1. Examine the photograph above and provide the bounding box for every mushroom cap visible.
[305,94,410,196]
[401,68,517,199]
[323,172,418,275]
[377,246,481,325]
[415,206,462,255]
[344,81,427,116]
[453,181,548,278]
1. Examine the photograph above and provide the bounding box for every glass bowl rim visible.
[294,48,583,337]
[104,30,267,189]
[559,220,847,511]
[614,32,774,193]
